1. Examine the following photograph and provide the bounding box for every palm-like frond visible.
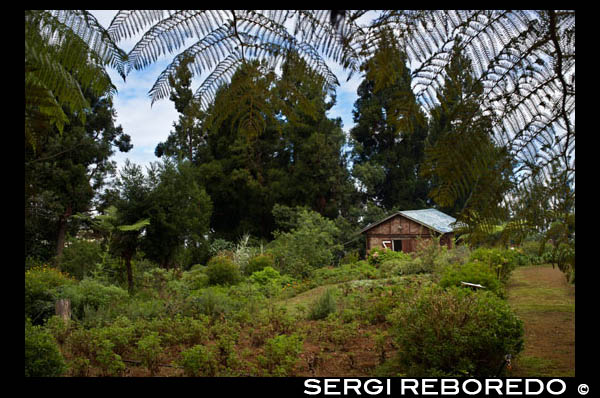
[25,10,127,147]
[107,10,573,199]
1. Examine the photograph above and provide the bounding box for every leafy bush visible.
[59,278,129,321]
[245,254,275,276]
[206,255,241,286]
[181,268,210,290]
[191,286,239,318]
[25,318,67,377]
[25,265,76,325]
[469,247,518,283]
[258,333,304,376]
[179,344,218,377]
[308,288,338,320]
[136,332,163,376]
[388,285,524,377]
[249,266,287,298]
[269,209,341,278]
[94,338,126,376]
[58,238,104,280]
[367,247,411,266]
[439,261,503,297]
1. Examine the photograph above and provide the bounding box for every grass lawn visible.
[506,264,575,377]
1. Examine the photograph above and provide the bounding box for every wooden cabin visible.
[360,208,457,253]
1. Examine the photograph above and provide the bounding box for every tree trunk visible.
[55,204,72,260]
[55,299,71,323]
[124,251,134,293]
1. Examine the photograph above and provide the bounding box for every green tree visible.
[274,55,356,220]
[196,58,353,241]
[349,32,430,212]
[421,42,515,236]
[25,88,132,262]
[25,10,125,151]
[155,56,206,163]
[97,161,152,291]
[142,160,212,269]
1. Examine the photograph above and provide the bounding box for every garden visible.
[25,217,571,378]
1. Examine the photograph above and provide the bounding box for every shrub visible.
[439,261,503,297]
[181,268,210,290]
[25,265,76,325]
[136,332,163,376]
[389,285,524,377]
[268,209,341,278]
[59,278,129,321]
[94,339,126,376]
[368,247,411,266]
[206,256,241,286]
[25,318,67,377]
[245,254,275,276]
[179,345,218,377]
[258,333,304,376]
[469,247,518,283]
[308,288,337,320]
[58,238,104,280]
[191,286,239,318]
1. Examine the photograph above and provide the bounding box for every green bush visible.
[136,332,163,376]
[59,278,129,321]
[439,261,503,297]
[25,265,76,325]
[389,285,524,377]
[245,254,275,275]
[308,288,338,320]
[268,209,341,278]
[368,247,411,266]
[258,333,304,376]
[94,338,126,376]
[206,255,241,286]
[25,318,67,377]
[181,268,210,290]
[179,345,218,377]
[191,286,239,318]
[58,238,104,280]
[469,247,518,283]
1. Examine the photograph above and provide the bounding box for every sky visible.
[88,10,375,172]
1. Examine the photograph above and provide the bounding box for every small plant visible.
[136,332,163,376]
[25,265,76,325]
[245,253,275,275]
[388,285,524,377]
[308,288,337,320]
[439,261,503,297]
[179,345,218,377]
[95,339,126,377]
[69,357,91,377]
[25,318,67,377]
[258,333,304,376]
[206,255,241,286]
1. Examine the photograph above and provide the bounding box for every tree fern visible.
[25,10,127,150]
[103,9,573,223]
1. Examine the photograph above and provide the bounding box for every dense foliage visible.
[25,9,573,378]
[388,286,524,377]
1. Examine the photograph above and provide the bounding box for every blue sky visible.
[89,10,374,172]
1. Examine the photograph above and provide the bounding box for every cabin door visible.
[392,239,403,252]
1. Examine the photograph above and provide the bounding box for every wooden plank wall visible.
[365,214,453,253]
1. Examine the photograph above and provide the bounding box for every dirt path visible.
[506,264,575,377]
